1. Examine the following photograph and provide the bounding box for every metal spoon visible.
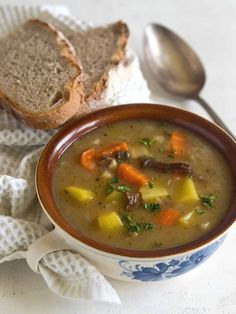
[143,23,235,139]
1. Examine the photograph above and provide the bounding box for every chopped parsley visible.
[117,184,131,193]
[195,208,206,215]
[106,177,131,194]
[123,213,155,234]
[159,147,164,153]
[149,180,154,189]
[143,203,161,213]
[111,175,119,184]
[122,214,140,233]
[141,223,155,231]
[139,137,156,148]
[200,194,216,208]
[106,183,114,194]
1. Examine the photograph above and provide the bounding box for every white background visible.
[0,0,236,313]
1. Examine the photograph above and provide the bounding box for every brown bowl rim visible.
[36,103,236,258]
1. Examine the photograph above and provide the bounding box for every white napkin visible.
[0,5,150,303]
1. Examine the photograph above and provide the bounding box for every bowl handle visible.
[26,228,76,273]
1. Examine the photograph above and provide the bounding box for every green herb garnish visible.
[107,177,131,194]
[159,147,164,153]
[106,183,114,194]
[149,180,154,189]
[123,214,140,233]
[143,203,161,213]
[141,223,155,231]
[195,208,206,215]
[200,194,215,208]
[123,214,155,233]
[112,175,119,184]
[139,137,156,148]
[149,178,158,188]
[117,184,131,193]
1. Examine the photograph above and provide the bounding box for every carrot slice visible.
[170,132,185,156]
[80,148,96,170]
[117,163,149,187]
[155,208,180,226]
[96,143,128,159]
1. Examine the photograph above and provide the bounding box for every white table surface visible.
[0,0,236,313]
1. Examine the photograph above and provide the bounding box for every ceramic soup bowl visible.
[32,104,236,282]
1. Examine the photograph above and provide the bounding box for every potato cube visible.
[108,159,118,170]
[140,186,168,202]
[129,145,149,158]
[65,186,95,202]
[104,191,125,204]
[101,170,112,180]
[174,177,199,203]
[97,211,123,232]
[178,210,194,225]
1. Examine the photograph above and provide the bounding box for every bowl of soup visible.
[35,104,236,282]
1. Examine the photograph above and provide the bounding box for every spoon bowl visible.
[144,23,235,139]
[144,24,205,97]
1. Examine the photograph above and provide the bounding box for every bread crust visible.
[0,19,85,129]
[85,21,129,104]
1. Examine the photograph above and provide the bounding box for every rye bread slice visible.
[77,21,129,106]
[0,19,84,129]
[40,14,129,109]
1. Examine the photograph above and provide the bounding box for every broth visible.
[52,120,233,250]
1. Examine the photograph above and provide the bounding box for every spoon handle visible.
[195,95,235,140]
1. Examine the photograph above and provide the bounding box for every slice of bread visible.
[40,14,129,110]
[0,19,84,129]
[75,21,129,107]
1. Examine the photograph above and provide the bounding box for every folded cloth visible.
[0,5,150,303]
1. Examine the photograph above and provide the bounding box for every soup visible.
[52,120,233,250]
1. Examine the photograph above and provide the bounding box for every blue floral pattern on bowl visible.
[119,237,225,281]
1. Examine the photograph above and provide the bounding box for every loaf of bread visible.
[0,17,129,129]
[0,19,85,129]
